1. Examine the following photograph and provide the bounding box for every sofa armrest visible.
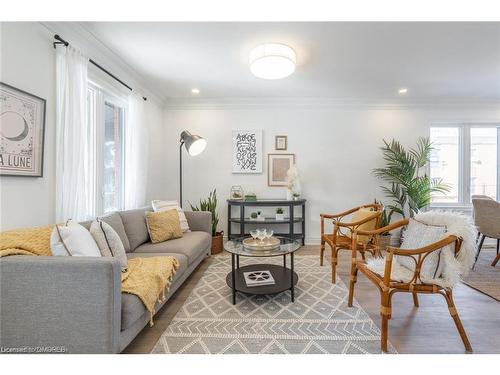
[0,256,121,353]
[185,211,212,235]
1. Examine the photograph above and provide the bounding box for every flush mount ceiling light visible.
[398,88,408,95]
[191,88,200,94]
[249,43,296,80]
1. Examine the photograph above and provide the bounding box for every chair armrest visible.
[185,211,212,234]
[320,206,361,220]
[388,234,459,256]
[354,219,409,236]
[336,211,382,228]
[0,256,121,353]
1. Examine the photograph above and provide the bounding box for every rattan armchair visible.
[320,203,383,283]
[347,219,472,353]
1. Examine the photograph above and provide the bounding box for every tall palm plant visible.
[373,137,449,218]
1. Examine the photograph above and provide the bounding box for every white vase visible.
[286,189,293,200]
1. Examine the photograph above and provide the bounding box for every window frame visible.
[87,80,128,216]
[429,122,500,209]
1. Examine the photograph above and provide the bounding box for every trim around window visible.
[429,122,499,208]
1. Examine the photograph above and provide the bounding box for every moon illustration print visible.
[232,129,262,173]
[0,82,46,177]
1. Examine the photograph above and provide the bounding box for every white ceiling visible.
[82,22,500,103]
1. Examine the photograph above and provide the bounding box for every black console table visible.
[227,199,306,245]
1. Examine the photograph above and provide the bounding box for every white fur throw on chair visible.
[366,211,476,288]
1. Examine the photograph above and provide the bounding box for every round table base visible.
[226,264,298,296]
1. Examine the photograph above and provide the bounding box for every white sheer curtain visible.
[55,45,93,222]
[124,93,149,209]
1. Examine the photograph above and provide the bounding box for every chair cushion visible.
[121,253,188,331]
[133,231,211,264]
[119,208,151,252]
[349,208,378,243]
[399,218,447,279]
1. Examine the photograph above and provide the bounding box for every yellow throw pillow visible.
[145,209,183,244]
[349,208,378,244]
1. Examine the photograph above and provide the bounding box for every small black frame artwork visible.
[0,82,46,177]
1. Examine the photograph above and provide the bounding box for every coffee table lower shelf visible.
[225,264,298,304]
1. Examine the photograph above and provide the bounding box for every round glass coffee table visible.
[224,236,301,305]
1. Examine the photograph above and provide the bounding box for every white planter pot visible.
[286,189,293,200]
[275,214,284,221]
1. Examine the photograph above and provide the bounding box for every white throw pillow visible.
[90,219,128,272]
[399,218,447,280]
[151,200,190,233]
[50,221,101,257]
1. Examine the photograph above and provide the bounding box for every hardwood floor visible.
[124,246,500,354]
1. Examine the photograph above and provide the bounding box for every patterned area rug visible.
[151,255,395,354]
[462,248,500,301]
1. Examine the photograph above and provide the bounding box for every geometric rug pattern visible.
[151,255,396,354]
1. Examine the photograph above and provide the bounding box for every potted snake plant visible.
[190,189,223,254]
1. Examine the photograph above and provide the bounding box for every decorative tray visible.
[242,237,280,251]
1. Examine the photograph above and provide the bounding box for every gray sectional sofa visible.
[0,207,212,353]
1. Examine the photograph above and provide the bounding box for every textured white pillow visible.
[151,200,190,232]
[399,219,447,280]
[90,219,128,272]
[50,221,101,257]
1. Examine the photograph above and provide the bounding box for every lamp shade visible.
[180,130,207,156]
[249,43,296,80]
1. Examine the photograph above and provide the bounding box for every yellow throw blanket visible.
[0,225,179,325]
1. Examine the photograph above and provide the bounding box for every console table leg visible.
[231,253,236,305]
[237,254,240,269]
[283,254,286,268]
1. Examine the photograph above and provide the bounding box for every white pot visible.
[276,213,284,221]
[286,189,293,200]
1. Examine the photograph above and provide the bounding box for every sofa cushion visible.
[79,212,130,253]
[133,231,211,264]
[119,208,151,252]
[121,253,188,331]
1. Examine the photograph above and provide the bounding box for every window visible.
[87,83,126,215]
[430,124,500,206]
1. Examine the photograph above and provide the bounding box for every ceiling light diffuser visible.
[398,88,408,94]
[191,88,200,94]
[249,43,296,80]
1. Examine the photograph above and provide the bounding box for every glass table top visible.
[224,236,301,257]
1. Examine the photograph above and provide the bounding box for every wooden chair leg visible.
[348,263,358,307]
[320,239,325,266]
[442,289,473,353]
[492,252,500,267]
[380,291,391,353]
[331,247,338,283]
[412,292,419,307]
[492,239,500,266]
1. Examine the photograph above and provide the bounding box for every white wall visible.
[0,22,166,230]
[162,103,500,244]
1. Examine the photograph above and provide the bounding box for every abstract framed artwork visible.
[275,135,287,151]
[0,82,46,177]
[268,153,295,186]
[232,129,262,173]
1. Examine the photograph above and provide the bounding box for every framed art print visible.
[0,82,46,177]
[275,135,287,151]
[268,153,295,186]
[232,129,262,173]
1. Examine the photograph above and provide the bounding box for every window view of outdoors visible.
[430,127,459,203]
[470,127,497,199]
[103,101,124,213]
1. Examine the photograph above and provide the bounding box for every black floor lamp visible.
[179,130,207,208]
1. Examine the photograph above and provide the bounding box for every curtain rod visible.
[53,34,147,101]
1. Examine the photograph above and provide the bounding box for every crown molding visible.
[164,97,500,110]
[40,22,166,106]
